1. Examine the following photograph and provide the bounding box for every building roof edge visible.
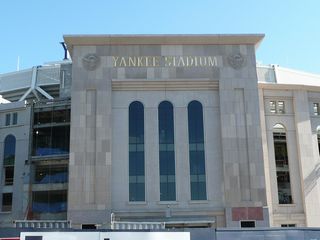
[63,34,265,56]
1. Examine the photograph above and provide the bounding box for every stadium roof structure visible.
[0,61,71,102]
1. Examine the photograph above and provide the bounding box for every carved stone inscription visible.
[112,56,218,68]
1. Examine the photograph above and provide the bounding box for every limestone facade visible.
[64,35,268,228]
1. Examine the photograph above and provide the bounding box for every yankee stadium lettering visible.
[112,56,218,67]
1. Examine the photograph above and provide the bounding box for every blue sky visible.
[0,0,319,74]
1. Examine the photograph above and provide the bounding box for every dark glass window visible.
[34,108,53,125]
[3,135,16,185]
[281,224,296,227]
[3,135,16,166]
[32,190,67,214]
[4,166,14,185]
[188,101,207,200]
[2,193,12,212]
[32,126,70,156]
[34,164,68,184]
[273,124,293,204]
[129,101,145,201]
[12,112,18,125]
[5,113,10,126]
[25,237,43,240]
[241,221,255,228]
[82,224,97,229]
[53,107,70,123]
[34,107,70,125]
[158,101,176,201]
[32,106,70,157]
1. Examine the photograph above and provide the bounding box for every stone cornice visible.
[258,82,320,92]
[64,34,264,56]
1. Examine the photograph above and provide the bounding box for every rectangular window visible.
[34,108,53,125]
[277,101,285,114]
[314,103,319,115]
[34,164,68,184]
[270,101,276,113]
[34,107,71,125]
[240,221,255,228]
[26,237,43,240]
[159,148,176,201]
[32,125,70,156]
[281,224,296,227]
[32,190,67,217]
[5,113,10,126]
[53,107,70,123]
[273,132,293,204]
[82,224,97,229]
[4,166,14,185]
[2,193,12,212]
[12,112,18,125]
[32,106,71,157]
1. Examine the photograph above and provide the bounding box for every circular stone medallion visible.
[227,53,246,69]
[82,53,101,71]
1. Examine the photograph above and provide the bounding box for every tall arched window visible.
[129,101,145,201]
[3,135,16,185]
[188,101,207,200]
[273,124,292,204]
[158,101,176,201]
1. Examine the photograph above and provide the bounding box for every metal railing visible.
[111,221,166,230]
[14,220,71,229]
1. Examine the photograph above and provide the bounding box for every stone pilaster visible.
[68,48,112,228]
[219,45,268,227]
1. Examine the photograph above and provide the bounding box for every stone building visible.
[0,34,320,229]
